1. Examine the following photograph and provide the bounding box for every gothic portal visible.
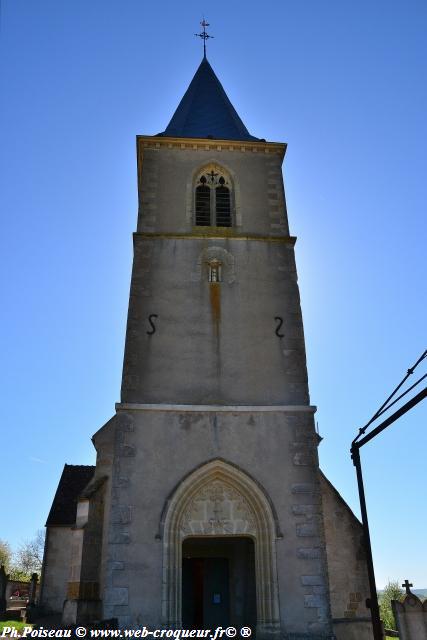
[40,54,373,640]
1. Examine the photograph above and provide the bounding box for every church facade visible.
[40,55,372,640]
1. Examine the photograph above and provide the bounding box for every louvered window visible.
[215,185,231,227]
[195,183,211,226]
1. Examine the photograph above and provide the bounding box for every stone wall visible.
[136,139,289,237]
[62,480,107,625]
[40,527,73,613]
[320,473,372,639]
[122,235,307,406]
[121,140,304,407]
[99,407,334,637]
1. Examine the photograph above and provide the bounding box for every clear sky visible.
[0,0,426,589]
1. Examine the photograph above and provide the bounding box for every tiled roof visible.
[161,57,258,141]
[46,464,95,526]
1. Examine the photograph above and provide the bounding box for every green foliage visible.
[13,530,45,578]
[379,580,404,631]
[0,530,45,581]
[0,621,32,632]
[8,566,31,581]
[0,540,12,572]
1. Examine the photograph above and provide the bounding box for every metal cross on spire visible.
[195,19,213,58]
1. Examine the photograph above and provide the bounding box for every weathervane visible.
[195,19,213,58]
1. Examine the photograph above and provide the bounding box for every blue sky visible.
[0,1,426,589]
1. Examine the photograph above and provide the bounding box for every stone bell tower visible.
[83,54,336,638]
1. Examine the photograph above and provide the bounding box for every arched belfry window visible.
[194,168,233,227]
[195,178,211,226]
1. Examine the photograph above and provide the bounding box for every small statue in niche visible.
[208,259,222,283]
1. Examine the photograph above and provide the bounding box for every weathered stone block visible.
[304,594,325,608]
[113,476,130,488]
[293,453,313,466]
[292,483,317,495]
[113,606,130,615]
[301,575,324,586]
[296,523,318,537]
[289,442,308,452]
[116,414,134,430]
[313,586,327,595]
[122,375,140,390]
[109,531,130,544]
[104,587,128,606]
[297,547,321,560]
[307,621,330,634]
[119,444,135,457]
[111,505,132,525]
[292,505,318,516]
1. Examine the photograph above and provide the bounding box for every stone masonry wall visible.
[40,527,73,613]
[100,407,334,638]
[320,473,372,639]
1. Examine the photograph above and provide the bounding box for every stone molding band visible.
[137,134,287,159]
[116,403,317,413]
[133,232,297,245]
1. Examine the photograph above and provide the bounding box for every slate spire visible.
[161,58,258,141]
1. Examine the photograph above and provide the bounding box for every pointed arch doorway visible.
[182,536,256,629]
[161,460,281,638]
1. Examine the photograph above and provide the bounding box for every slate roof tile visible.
[162,57,258,141]
[46,464,95,526]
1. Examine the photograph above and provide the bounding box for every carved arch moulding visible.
[161,459,281,638]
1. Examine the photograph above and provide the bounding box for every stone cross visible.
[402,579,413,594]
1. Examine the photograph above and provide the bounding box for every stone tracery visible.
[180,479,256,536]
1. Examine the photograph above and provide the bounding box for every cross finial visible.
[402,579,413,594]
[195,19,214,58]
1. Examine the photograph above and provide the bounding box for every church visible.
[39,45,373,640]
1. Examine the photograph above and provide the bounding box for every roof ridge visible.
[64,463,96,468]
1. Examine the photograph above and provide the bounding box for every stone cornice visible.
[137,134,287,159]
[116,403,316,413]
[133,231,296,245]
